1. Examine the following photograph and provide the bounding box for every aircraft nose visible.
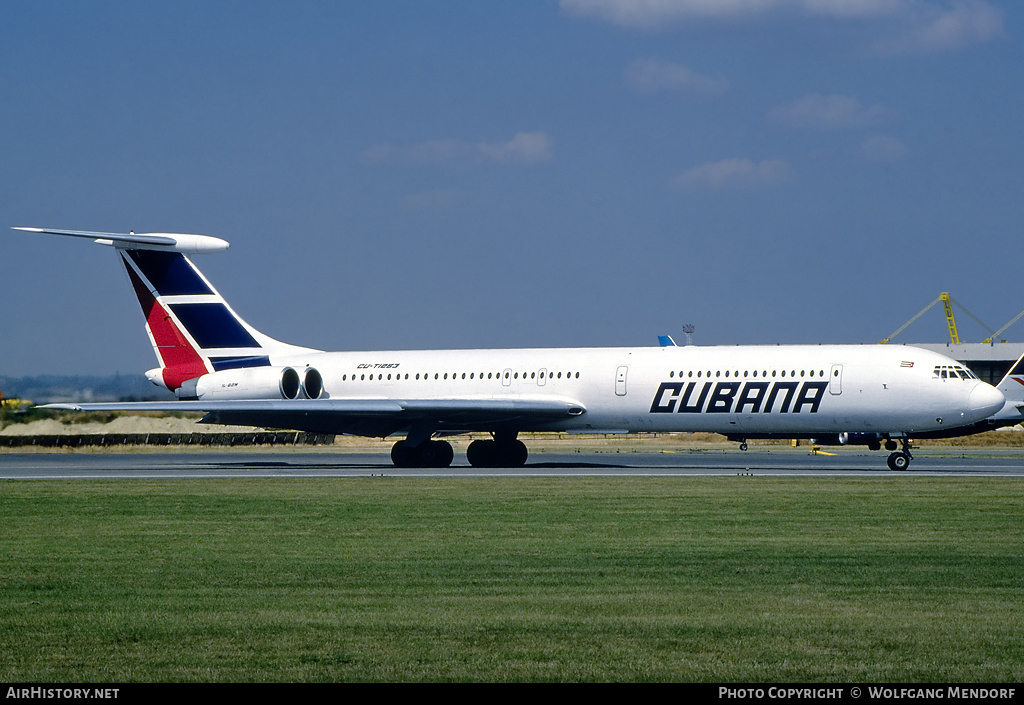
[969,383,1004,415]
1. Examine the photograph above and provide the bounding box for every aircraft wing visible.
[39,397,587,437]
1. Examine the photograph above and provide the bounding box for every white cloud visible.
[560,0,1003,54]
[872,0,1004,55]
[477,132,553,163]
[364,132,552,165]
[861,134,910,162]
[768,94,888,129]
[561,0,909,28]
[675,158,795,190]
[624,58,729,95]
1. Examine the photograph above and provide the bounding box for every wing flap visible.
[39,399,404,414]
[38,397,587,436]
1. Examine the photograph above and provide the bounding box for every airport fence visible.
[0,432,336,448]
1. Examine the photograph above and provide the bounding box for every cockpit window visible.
[933,365,978,380]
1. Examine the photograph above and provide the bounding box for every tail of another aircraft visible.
[990,352,1024,424]
[13,228,315,392]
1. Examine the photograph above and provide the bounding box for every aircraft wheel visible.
[467,439,496,468]
[467,438,527,467]
[884,439,898,452]
[391,441,417,468]
[887,451,910,471]
[391,440,454,468]
[506,439,528,467]
[421,440,454,468]
[739,442,748,451]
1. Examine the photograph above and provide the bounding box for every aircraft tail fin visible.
[14,228,316,392]
[988,351,1024,423]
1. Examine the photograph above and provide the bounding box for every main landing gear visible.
[466,432,528,468]
[886,438,913,471]
[389,431,529,468]
[391,439,454,468]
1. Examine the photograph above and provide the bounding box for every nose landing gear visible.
[886,438,913,471]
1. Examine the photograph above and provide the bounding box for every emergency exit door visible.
[615,366,628,396]
[829,364,843,395]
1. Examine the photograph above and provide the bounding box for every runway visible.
[3,447,1024,479]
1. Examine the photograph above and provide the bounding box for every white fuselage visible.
[262,344,1002,437]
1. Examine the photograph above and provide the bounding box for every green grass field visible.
[1,477,1022,682]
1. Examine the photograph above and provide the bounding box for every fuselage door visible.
[502,368,512,387]
[829,364,843,395]
[615,366,628,396]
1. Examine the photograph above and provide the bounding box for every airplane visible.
[13,227,1006,471]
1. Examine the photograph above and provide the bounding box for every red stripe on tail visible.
[123,255,208,389]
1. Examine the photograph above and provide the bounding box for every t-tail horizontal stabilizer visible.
[12,227,229,254]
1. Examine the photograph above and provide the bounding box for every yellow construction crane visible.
[940,292,960,344]
[879,292,1001,345]
[982,308,1024,343]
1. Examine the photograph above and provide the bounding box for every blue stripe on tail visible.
[209,356,272,371]
[167,303,260,349]
[125,250,213,296]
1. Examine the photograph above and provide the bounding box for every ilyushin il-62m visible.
[15,227,1007,471]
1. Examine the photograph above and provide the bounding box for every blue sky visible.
[2,1,1022,377]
